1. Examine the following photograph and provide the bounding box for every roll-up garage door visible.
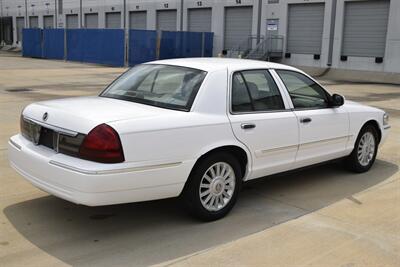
[66,14,79,29]
[29,16,39,28]
[16,17,25,42]
[287,3,325,54]
[85,13,98,28]
[156,10,177,31]
[44,15,54,29]
[106,12,121,29]
[129,11,147,30]
[342,0,390,57]
[188,8,212,32]
[224,6,253,50]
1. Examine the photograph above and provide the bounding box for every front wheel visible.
[345,125,378,173]
[181,152,242,221]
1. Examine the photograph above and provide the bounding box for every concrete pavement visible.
[0,52,399,266]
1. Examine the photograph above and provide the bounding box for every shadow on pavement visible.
[4,160,398,266]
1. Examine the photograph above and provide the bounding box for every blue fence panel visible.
[128,30,157,66]
[22,29,43,58]
[203,32,214,57]
[67,29,125,67]
[43,29,65,60]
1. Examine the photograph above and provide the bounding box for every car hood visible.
[22,96,179,134]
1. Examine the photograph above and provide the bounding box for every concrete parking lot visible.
[0,52,399,266]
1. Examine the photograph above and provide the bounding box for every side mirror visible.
[331,94,345,107]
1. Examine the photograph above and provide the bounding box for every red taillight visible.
[79,124,125,164]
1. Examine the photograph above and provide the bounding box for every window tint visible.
[276,70,330,109]
[232,70,285,113]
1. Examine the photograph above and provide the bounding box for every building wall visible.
[1,0,399,73]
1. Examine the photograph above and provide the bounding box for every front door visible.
[228,69,299,179]
[274,70,350,168]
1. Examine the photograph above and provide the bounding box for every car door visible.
[228,69,299,179]
[274,69,350,168]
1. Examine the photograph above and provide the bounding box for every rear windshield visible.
[101,64,207,111]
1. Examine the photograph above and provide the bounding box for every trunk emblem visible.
[42,112,48,121]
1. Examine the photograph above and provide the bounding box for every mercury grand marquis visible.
[8,58,390,220]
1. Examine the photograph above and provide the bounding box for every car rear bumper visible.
[8,134,194,206]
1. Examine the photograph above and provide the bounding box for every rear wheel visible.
[182,152,242,221]
[346,125,378,173]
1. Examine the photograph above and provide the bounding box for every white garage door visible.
[16,17,25,42]
[29,16,39,28]
[129,11,147,30]
[188,8,212,32]
[287,3,325,54]
[224,6,253,50]
[66,14,79,29]
[44,15,54,29]
[342,0,390,57]
[106,12,121,29]
[156,10,177,31]
[85,13,98,29]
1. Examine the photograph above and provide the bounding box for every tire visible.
[181,152,242,221]
[345,125,379,173]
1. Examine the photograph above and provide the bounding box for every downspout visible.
[0,0,3,45]
[79,0,82,28]
[256,0,262,44]
[180,0,183,31]
[25,0,28,27]
[54,0,57,28]
[327,0,337,66]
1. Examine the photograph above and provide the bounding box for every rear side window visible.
[232,70,285,113]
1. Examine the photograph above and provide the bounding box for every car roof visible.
[146,58,300,73]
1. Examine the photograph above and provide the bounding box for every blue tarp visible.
[66,29,125,67]
[43,29,65,60]
[128,29,157,66]
[22,29,43,58]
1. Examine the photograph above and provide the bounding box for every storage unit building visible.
[224,6,253,50]
[66,14,79,29]
[341,0,390,58]
[43,15,54,29]
[187,8,212,32]
[156,10,177,31]
[105,12,122,29]
[286,3,325,55]
[85,13,99,29]
[129,11,147,30]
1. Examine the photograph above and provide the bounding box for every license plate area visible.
[39,127,58,151]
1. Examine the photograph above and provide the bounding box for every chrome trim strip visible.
[9,139,22,150]
[258,135,352,156]
[384,125,391,130]
[49,160,183,175]
[23,116,78,137]
[300,135,352,147]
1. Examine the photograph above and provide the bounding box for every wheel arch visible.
[361,119,382,144]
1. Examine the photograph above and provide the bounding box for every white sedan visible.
[8,58,390,220]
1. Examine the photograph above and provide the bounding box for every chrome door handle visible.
[241,123,256,130]
[300,117,312,123]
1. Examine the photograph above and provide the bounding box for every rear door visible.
[274,70,349,168]
[228,69,299,179]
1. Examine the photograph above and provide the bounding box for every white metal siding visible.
[105,12,121,29]
[156,10,177,31]
[43,15,54,29]
[29,16,39,28]
[287,3,325,54]
[16,17,25,42]
[342,0,390,57]
[224,6,253,50]
[66,14,79,29]
[188,8,212,32]
[85,13,98,29]
[129,11,147,30]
